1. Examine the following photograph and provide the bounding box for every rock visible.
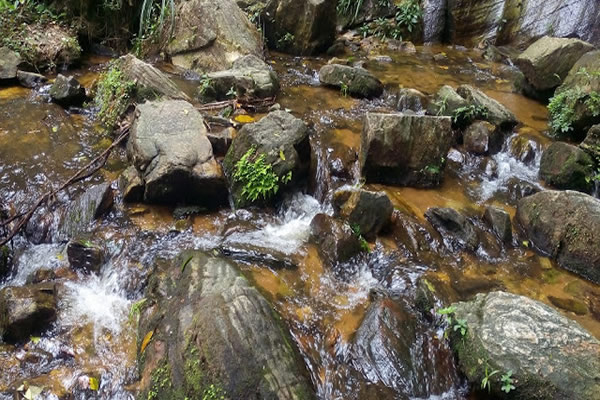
[360,113,453,187]
[580,124,600,161]
[49,75,86,106]
[223,111,309,207]
[396,88,428,113]
[332,187,392,240]
[319,64,383,98]
[424,207,479,252]
[506,177,540,204]
[516,36,595,92]
[19,24,80,69]
[517,190,600,283]
[553,50,600,137]
[206,128,233,157]
[456,84,518,129]
[166,0,263,72]
[539,142,595,193]
[0,245,10,279]
[127,100,228,206]
[198,55,279,102]
[0,283,57,343]
[337,0,395,29]
[463,121,501,155]
[116,54,190,101]
[451,291,600,400]
[16,70,47,88]
[25,269,57,285]
[263,0,336,55]
[118,166,144,203]
[427,85,468,117]
[508,135,538,165]
[310,214,363,269]
[66,240,104,274]
[137,252,315,399]
[350,298,461,399]
[548,295,589,316]
[0,47,21,80]
[483,206,512,243]
[58,183,114,240]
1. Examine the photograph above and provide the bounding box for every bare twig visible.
[0,124,131,247]
[194,96,276,113]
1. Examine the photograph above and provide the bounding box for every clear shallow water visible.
[1,45,599,400]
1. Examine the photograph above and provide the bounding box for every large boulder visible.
[0,283,57,343]
[127,100,227,206]
[580,124,600,161]
[427,85,468,117]
[456,85,518,129]
[516,36,595,92]
[360,113,453,187]
[309,214,363,269]
[49,75,87,107]
[350,298,461,399]
[424,207,479,252]
[463,121,501,155]
[551,50,600,138]
[166,0,263,72]
[223,111,309,207]
[539,142,595,193]
[332,187,393,240]
[198,55,279,102]
[137,252,315,399]
[0,47,20,80]
[451,291,600,400]
[517,190,600,283]
[319,64,383,98]
[263,0,336,55]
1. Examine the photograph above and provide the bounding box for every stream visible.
[1,44,600,400]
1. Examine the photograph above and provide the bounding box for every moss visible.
[94,62,137,130]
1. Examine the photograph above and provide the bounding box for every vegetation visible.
[452,105,488,129]
[276,32,295,50]
[350,223,371,253]
[353,0,423,41]
[94,62,137,129]
[233,147,291,205]
[481,365,499,393]
[501,370,516,393]
[436,306,467,338]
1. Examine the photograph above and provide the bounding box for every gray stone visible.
[463,121,500,155]
[58,183,114,240]
[483,206,512,243]
[118,166,144,203]
[0,283,57,343]
[319,64,383,98]
[427,85,468,117]
[16,70,47,88]
[137,251,315,399]
[580,124,600,161]
[223,111,309,207]
[127,100,228,206]
[516,36,595,91]
[539,141,595,193]
[517,190,600,283]
[332,187,393,240]
[49,75,86,106]
[451,291,600,400]
[0,47,20,80]
[425,207,479,252]
[310,214,363,269]
[457,84,518,129]
[166,0,263,72]
[360,113,453,187]
[396,88,428,113]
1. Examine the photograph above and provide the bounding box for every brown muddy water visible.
[1,44,599,400]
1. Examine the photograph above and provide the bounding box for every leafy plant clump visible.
[436,305,468,339]
[94,62,137,129]
[233,147,291,205]
[350,223,370,253]
[451,104,488,129]
[356,0,422,41]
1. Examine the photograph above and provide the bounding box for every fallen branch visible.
[194,96,276,113]
[0,123,131,247]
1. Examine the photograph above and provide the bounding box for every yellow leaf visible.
[183,109,189,115]
[52,126,58,133]
[140,330,154,354]
[234,114,255,123]
[279,150,286,161]
[89,377,100,391]
[438,65,449,70]
[30,336,41,344]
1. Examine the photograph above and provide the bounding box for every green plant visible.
[350,223,370,253]
[453,318,468,336]
[202,384,226,400]
[340,81,349,97]
[337,0,364,22]
[129,298,147,322]
[501,370,515,393]
[233,147,282,204]
[94,62,137,129]
[452,104,488,128]
[198,74,212,95]
[277,32,295,50]
[481,365,499,393]
[395,0,422,35]
[226,86,237,99]
[139,0,175,39]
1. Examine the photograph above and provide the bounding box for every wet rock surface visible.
[16,70,47,88]
[319,64,383,98]
[456,84,518,129]
[310,214,363,269]
[451,291,600,400]
[517,190,600,283]
[66,240,104,274]
[483,206,512,243]
[539,141,595,193]
[49,74,86,107]
[332,187,393,240]
[127,100,228,206]
[396,88,428,112]
[463,121,500,155]
[137,251,315,400]
[425,207,479,252]
[427,85,468,117]
[0,47,20,80]
[360,113,453,187]
[58,183,114,241]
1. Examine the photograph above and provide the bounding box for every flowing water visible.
[1,44,600,399]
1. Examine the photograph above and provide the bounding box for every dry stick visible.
[0,126,131,247]
[194,96,276,112]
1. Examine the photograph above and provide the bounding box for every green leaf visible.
[52,126,58,133]
[279,150,286,161]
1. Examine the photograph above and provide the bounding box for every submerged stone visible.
[49,75,86,107]
[424,207,479,252]
[319,64,383,98]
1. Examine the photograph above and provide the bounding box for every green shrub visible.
[452,105,488,129]
[354,0,422,41]
[94,63,136,129]
[233,147,289,204]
